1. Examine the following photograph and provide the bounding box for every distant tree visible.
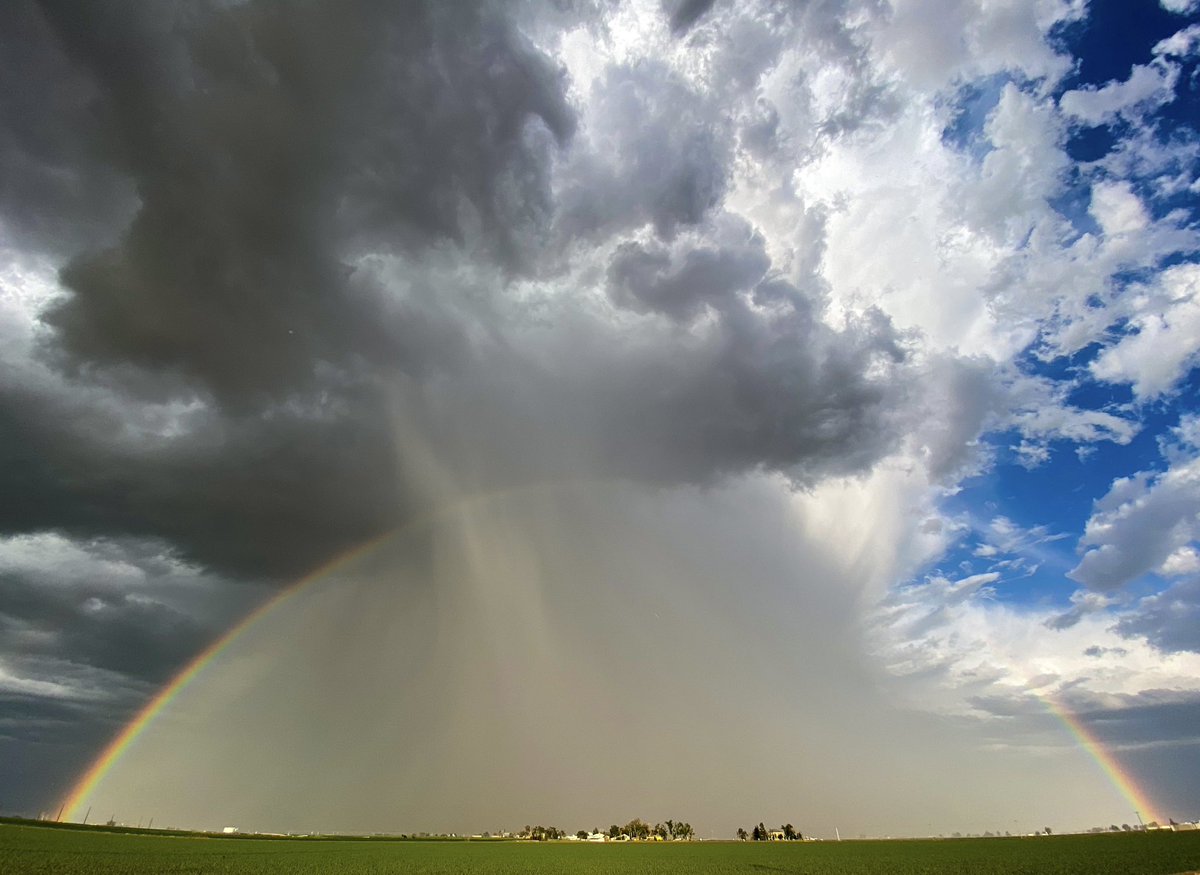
[758,822,767,841]
[1044,827,1052,836]
[1109,825,1120,832]
[737,827,748,841]
[666,819,675,839]
[1122,824,1132,832]
[783,824,797,841]
[609,825,621,839]
[577,831,588,841]
[679,823,694,841]
[624,818,651,840]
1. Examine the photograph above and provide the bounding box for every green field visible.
[3,822,1199,874]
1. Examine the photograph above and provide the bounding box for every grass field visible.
[3,822,1199,874]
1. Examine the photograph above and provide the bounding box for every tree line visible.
[519,818,695,841]
[518,825,567,840]
[737,822,802,840]
[595,818,695,840]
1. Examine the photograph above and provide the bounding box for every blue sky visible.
[903,0,1200,617]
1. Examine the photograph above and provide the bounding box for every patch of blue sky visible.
[906,447,1076,597]
[940,74,1010,158]
[888,0,1200,616]
[1046,169,1103,237]
[1113,136,1200,222]
[916,498,1076,608]
[1054,1,1200,211]
[1054,0,1195,89]
[1154,72,1200,130]
[928,367,1200,607]
[1063,125,1119,164]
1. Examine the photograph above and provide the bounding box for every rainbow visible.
[59,530,396,823]
[58,487,1165,827]
[1042,695,1159,825]
[59,480,579,821]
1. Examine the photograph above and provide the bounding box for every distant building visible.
[587,832,607,842]
[767,830,786,841]
[222,827,239,834]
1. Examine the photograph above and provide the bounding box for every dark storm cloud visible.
[0,669,145,815]
[606,225,771,319]
[969,689,1200,751]
[0,6,921,816]
[0,0,579,579]
[0,377,406,581]
[0,3,137,258]
[0,0,919,589]
[445,280,909,488]
[23,0,574,406]
[665,0,720,34]
[0,565,209,684]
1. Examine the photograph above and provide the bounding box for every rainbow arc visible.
[59,496,1164,826]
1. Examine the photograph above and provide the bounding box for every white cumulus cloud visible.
[1060,61,1180,126]
[1090,262,1200,398]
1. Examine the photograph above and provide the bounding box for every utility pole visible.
[835,827,841,842]
[56,804,64,822]
[1135,811,1145,830]
[83,806,91,825]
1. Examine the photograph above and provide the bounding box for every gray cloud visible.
[1069,458,1200,592]
[0,3,138,259]
[606,219,771,319]
[969,688,1200,754]
[0,0,922,587]
[0,562,211,685]
[0,378,406,581]
[556,61,733,241]
[1117,577,1200,653]
[665,0,719,34]
[26,1,574,407]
